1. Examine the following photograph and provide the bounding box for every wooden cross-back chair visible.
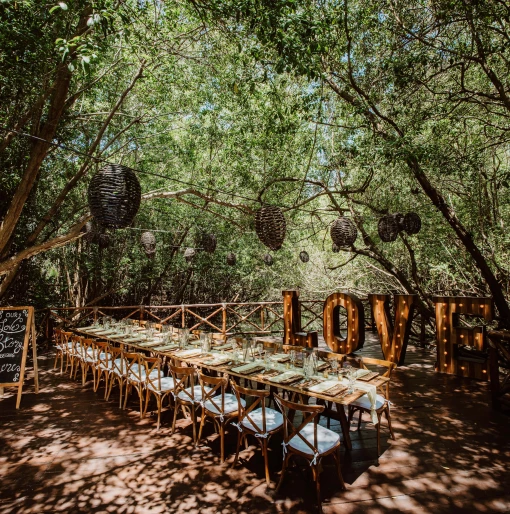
[196,371,244,463]
[230,381,283,484]
[68,334,83,378]
[106,346,125,407]
[73,337,94,385]
[143,356,175,430]
[347,357,396,456]
[169,364,203,442]
[273,393,345,513]
[91,341,109,394]
[123,352,146,417]
[53,328,65,373]
[61,331,73,374]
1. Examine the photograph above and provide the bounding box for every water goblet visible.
[290,350,296,369]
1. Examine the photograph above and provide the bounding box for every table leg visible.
[337,405,352,450]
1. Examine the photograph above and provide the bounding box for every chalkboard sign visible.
[0,307,38,408]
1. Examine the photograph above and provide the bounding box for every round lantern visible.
[403,212,421,235]
[184,247,196,262]
[226,252,237,266]
[140,231,156,258]
[378,214,399,242]
[299,251,310,263]
[330,217,357,247]
[97,232,111,249]
[200,233,217,253]
[87,164,141,229]
[255,205,286,251]
[263,253,274,266]
[82,221,96,243]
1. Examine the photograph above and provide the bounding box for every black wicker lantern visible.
[255,205,286,251]
[378,214,399,242]
[87,164,141,229]
[97,232,111,249]
[263,253,273,266]
[299,251,310,263]
[82,221,96,243]
[332,242,340,253]
[330,217,357,248]
[226,252,236,266]
[200,232,217,253]
[184,247,196,262]
[403,212,421,235]
[140,231,156,258]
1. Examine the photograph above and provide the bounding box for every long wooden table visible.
[75,327,388,450]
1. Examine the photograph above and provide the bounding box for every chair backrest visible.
[81,338,94,358]
[169,363,196,402]
[109,346,124,374]
[273,393,324,457]
[360,357,396,399]
[124,352,142,381]
[139,320,147,327]
[198,371,228,415]
[93,341,109,365]
[53,328,62,345]
[154,323,163,332]
[231,380,270,434]
[143,356,162,390]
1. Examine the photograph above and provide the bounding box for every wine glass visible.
[330,358,339,379]
[290,350,296,369]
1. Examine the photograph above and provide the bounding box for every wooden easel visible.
[0,306,39,409]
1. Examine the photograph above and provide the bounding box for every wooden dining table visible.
[75,326,389,450]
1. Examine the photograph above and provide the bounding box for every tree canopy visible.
[1,0,509,327]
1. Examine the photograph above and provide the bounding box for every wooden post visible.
[260,307,265,332]
[221,304,227,336]
[181,305,185,328]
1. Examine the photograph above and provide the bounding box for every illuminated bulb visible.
[399,323,402,327]
[443,339,447,342]
[481,305,485,308]
[459,304,463,307]
[460,335,464,339]
[444,363,447,367]
[401,311,404,315]
[444,351,447,355]
[461,366,465,370]
[403,301,406,304]
[483,370,486,373]
[397,334,400,337]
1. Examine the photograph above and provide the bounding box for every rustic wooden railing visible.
[38,300,353,341]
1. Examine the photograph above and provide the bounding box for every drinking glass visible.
[290,350,296,369]
[330,358,339,379]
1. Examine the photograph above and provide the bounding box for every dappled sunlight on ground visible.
[0,340,509,513]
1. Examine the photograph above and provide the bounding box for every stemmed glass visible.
[330,358,339,380]
[290,350,297,369]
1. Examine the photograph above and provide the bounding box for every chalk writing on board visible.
[0,309,28,384]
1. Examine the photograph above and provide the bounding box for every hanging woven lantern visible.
[330,217,357,247]
[226,252,236,266]
[299,251,310,263]
[184,247,196,262]
[82,221,96,243]
[200,232,217,253]
[403,212,421,235]
[332,242,340,253]
[87,164,141,229]
[263,253,273,266]
[378,214,399,242]
[97,232,111,249]
[140,231,156,258]
[254,205,286,251]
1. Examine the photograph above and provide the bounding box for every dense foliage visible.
[1,0,509,327]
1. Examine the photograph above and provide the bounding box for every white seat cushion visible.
[350,394,386,411]
[111,358,124,374]
[177,385,211,403]
[147,376,175,392]
[203,393,245,416]
[241,407,283,434]
[288,423,339,456]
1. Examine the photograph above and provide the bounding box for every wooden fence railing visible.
[38,299,379,343]
[39,302,319,340]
